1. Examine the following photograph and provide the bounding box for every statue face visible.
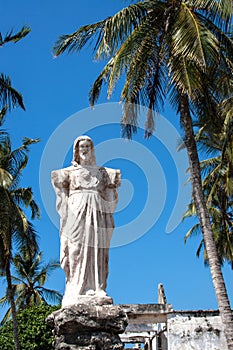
[78,139,92,163]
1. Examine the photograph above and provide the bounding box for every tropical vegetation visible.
[0,26,30,111]
[0,23,37,350]
[53,0,233,347]
[0,247,62,324]
[0,122,40,350]
[184,115,233,267]
[0,303,59,350]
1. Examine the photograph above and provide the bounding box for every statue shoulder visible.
[52,166,73,176]
[103,167,121,187]
[51,166,74,186]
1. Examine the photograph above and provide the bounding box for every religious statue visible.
[51,136,121,306]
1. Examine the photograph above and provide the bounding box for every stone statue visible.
[51,135,121,307]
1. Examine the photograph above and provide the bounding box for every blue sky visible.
[0,0,233,318]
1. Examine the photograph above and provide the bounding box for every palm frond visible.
[169,57,201,99]
[171,3,219,69]
[0,188,12,260]
[53,20,107,57]
[29,200,40,220]
[35,260,60,286]
[191,0,233,29]
[11,187,33,207]
[0,74,25,110]
[0,26,30,46]
[0,106,8,127]
[36,287,62,304]
[184,223,201,243]
[0,168,13,189]
[53,2,149,58]
[182,201,197,219]
[0,295,8,307]
[200,157,220,176]
[89,58,115,106]
[0,306,12,325]
[10,137,40,175]
[196,239,205,258]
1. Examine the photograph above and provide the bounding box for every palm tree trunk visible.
[179,93,233,349]
[5,257,20,350]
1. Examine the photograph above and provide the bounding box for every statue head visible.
[72,135,96,166]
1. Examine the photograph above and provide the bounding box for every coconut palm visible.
[53,0,233,347]
[184,115,233,267]
[0,23,31,350]
[184,187,233,268]
[0,247,62,324]
[0,133,39,350]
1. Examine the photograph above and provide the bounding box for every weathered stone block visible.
[46,303,128,350]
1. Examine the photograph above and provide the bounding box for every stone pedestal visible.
[46,302,128,350]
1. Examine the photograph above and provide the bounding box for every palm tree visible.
[0,132,40,350]
[0,26,30,111]
[53,1,233,347]
[184,116,233,267]
[0,23,31,350]
[0,247,62,324]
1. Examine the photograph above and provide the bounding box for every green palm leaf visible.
[0,74,25,110]
[0,26,30,46]
[171,3,218,68]
[53,2,149,58]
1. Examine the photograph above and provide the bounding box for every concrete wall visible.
[167,311,228,350]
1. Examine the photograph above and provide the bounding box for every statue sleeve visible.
[104,168,121,213]
[51,169,71,270]
[51,168,70,218]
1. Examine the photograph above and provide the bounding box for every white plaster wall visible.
[167,313,228,350]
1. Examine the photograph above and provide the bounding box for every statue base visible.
[46,303,128,350]
[62,294,114,308]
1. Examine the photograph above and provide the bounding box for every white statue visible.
[51,136,120,306]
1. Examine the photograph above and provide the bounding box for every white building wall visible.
[167,312,228,350]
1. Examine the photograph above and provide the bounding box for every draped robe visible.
[52,164,120,306]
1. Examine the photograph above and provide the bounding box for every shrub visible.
[0,303,60,349]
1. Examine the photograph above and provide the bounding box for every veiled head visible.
[72,135,96,166]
